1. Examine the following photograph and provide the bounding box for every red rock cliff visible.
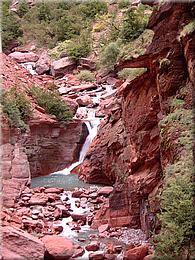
[79,2,194,234]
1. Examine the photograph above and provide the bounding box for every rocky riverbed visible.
[1,184,152,259]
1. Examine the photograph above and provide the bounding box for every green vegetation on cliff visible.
[1,88,31,131]
[155,91,194,258]
[29,86,73,122]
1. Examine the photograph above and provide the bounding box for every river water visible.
[30,82,147,259]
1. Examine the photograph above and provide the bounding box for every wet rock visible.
[1,226,45,260]
[105,254,117,260]
[42,235,74,259]
[35,51,51,75]
[51,57,75,77]
[8,51,39,63]
[71,213,87,224]
[76,95,93,107]
[29,194,48,206]
[53,225,63,234]
[72,190,84,198]
[53,208,62,220]
[98,224,109,233]
[61,96,78,115]
[56,205,70,218]
[97,187,113,197]
[44,187,64,194]
[124,245,148,260]
[85,241,100,252]
[89,251,105,260]
[72,245,85,258]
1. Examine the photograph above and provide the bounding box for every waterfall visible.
[51,108,101,176]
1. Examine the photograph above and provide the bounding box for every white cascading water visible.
[51,108,101,175]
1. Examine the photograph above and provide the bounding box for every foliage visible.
[1,1,23,50]
[159,58,171,71]
[118,0,130,9]
[156,104,194,258]
[78,0,107,20]
[99,42,120,71]
[49,41,69,59]
[118,67,147,81]
[17,0,30,18]
[120,6,149,42]
[1,88,31,131]
[66,31,91,61]
[76,70,95,82]
[179,19,195,40]
[118,29,154,61]
[29,86,73,121]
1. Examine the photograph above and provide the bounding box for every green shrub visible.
[18,0,30,18]
[118,67,147,80]
[66,31,91,61]
[29,86,73,121]
[118,29,154,61]
[2,1,23,50]
[118,0,130,9]
[1,88,31,131]
[155,105,194,258]
[76,70,95,82]
[120,7,148,42]
[99,42,120,71]
[179,20,195,40]
[78,0,108,20]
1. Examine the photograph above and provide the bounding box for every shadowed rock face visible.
[25,120,88,178]
[80,3,194,233]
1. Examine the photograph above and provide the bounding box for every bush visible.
[2,1,23,50]
[76,70,95,82]
[118,67,147,80]
[179,19,195,40]
[78,0,108,20]
[118,0,130,9]
[155,105,194,258]
[120,7,148,42]
[1,88,31,131]
[99,42,120,71]
[66,31,91,61]
[29,86,73,121]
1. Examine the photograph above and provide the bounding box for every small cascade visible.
[51,108,101,175]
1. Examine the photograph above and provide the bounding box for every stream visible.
[30,82,147,259]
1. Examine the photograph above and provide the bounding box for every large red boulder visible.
[1,226,45,260]
[41,235,74,259]
[51,57,75,77]
[8,51,39,63]
[35,51,51,75]
[124,245,148,260]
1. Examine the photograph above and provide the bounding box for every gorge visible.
[1,1,194,260]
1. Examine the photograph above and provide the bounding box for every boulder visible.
[29,194,48,206]
[51,57,75,77]
[79,58,96,70]
[44,187,64,194]
[89,251,105,260]
[8,51,39,63]
[1,226,45,260]
[97,187,113,197]
[42,235,74,259]
[61,96,78,115]
[98,224,109,233]
[76,95,93,107]
[124,245,148,260]
[85,241,100,252]
[35,51,51,75]
[71,213,87,224]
